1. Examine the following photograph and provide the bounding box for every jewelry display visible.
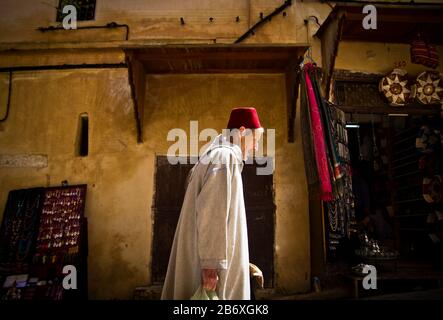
[0,188,42,264]
[0,185,87,300]
[35,186,86,261]
[324,103,357,255]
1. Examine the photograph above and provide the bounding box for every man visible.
[161,107,264,300]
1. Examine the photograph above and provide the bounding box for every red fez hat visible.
[227,107,262,130]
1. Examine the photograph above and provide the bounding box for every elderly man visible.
[161,107,264,300]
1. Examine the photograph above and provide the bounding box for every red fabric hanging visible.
[304,63,333,201]
[411,33,439,69]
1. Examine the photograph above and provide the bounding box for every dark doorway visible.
[151,156,275,288]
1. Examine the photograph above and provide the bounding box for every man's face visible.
[242,129,263,161]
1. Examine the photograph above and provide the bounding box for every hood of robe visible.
[202,133,243,164]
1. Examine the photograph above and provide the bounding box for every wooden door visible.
[151,156,275,287]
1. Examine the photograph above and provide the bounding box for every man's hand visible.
[250,263,264,289]
[202,269,218,291]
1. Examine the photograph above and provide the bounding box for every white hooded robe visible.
[161,134,250,300]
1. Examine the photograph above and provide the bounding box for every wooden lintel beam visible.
[145,68,285,74]
[134,51,297,61]
[126,52,146,144]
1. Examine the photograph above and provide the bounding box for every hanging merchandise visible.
[411,71,443,105]
[301,63,356,255]
[327,201,339,233]
[313,78,344,183]
[371,115,382,172]
[325,103,357,251]
[302,63,333,201]
[423,175,443,203]
[0,188,42,266]
[416,124,443,154]
[410,33,439,69]
[356,124,363,161]
[379,69,412,106]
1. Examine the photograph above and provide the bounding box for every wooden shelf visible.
[393,136,417,146]
[395,184,422,192]
[393,198,425,205]
[338,104,441,116]
[392,153,419,164]
[394,126,420,138]
[392,146,416,157]
[388,119,436,258]
[400,228,427,232]
[392,160,418,170]
[392,170,421,180]
[393,214,428,218]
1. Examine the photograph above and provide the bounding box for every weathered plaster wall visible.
[0,68,152,299]
[0,0,330,299]
[0,67,310,298]
[0,0,331,44]
[336,42,443,75]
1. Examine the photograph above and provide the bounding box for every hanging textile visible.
[300,67,319,187]
[309,67,344,183]
[303,63,333,201]
[301,63,356,256]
